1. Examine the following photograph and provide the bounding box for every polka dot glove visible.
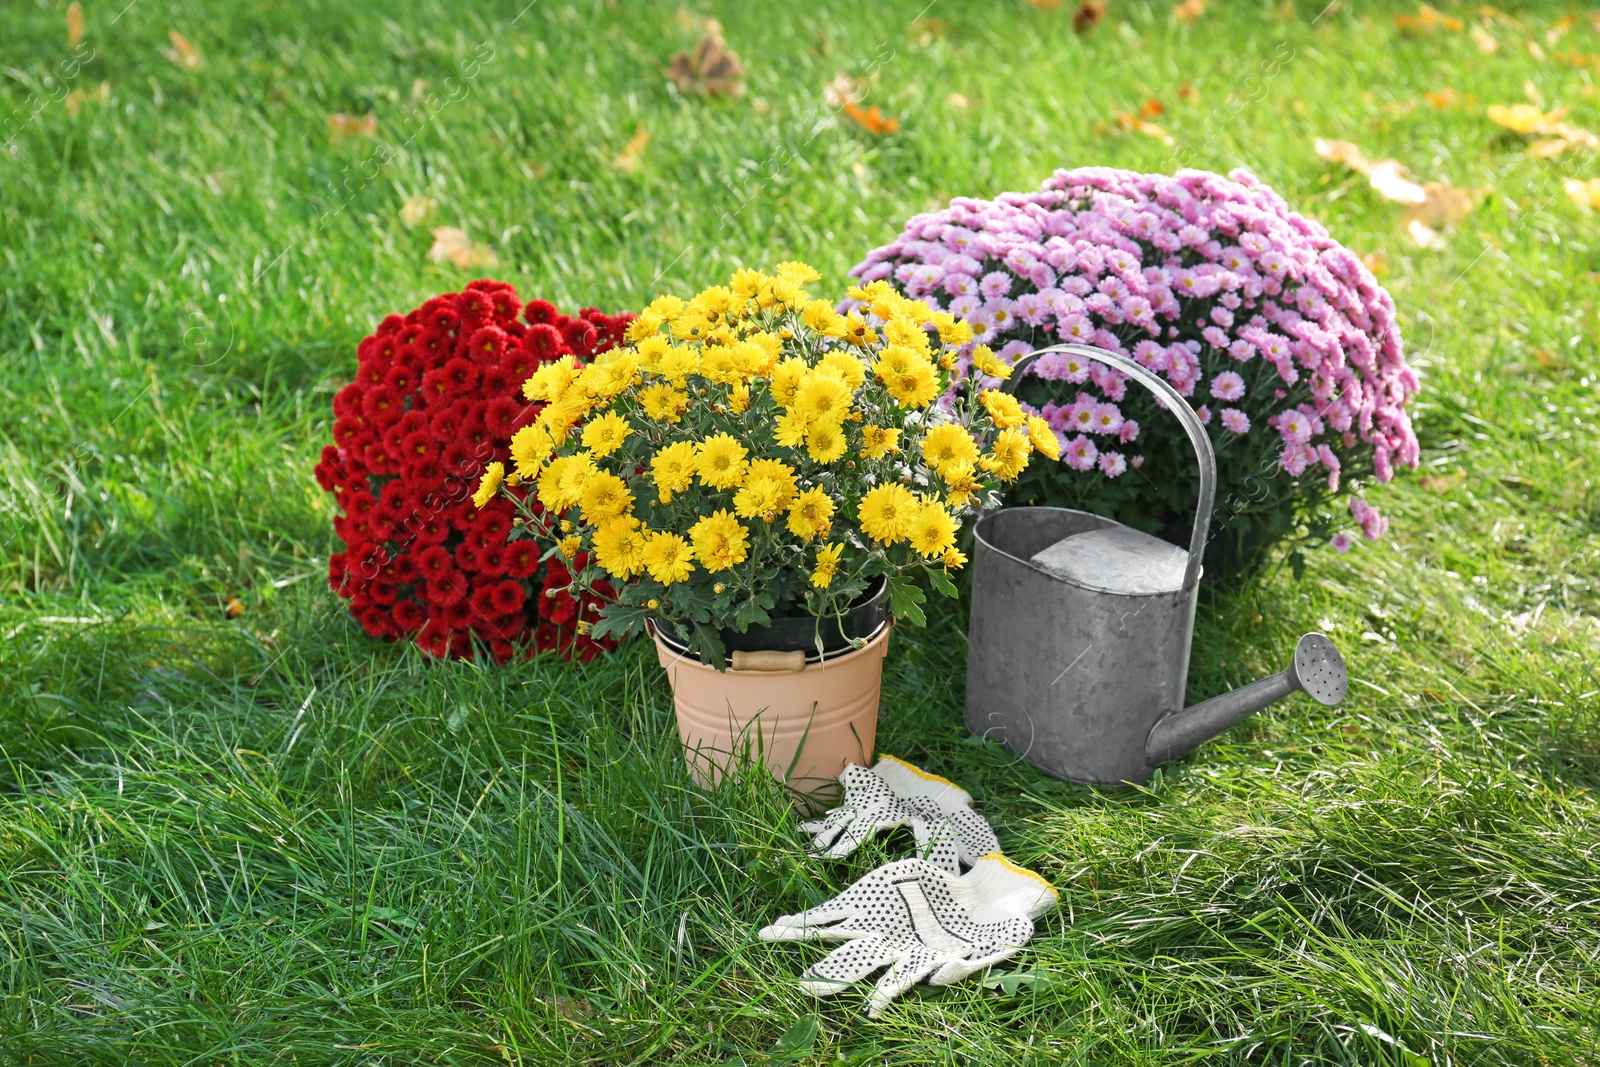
[758,854,1057,1017]
[799,756,1001,874]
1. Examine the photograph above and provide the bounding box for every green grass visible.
[3,0,1599,1062]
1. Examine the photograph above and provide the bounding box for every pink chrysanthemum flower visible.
[1210,371,1246,401]
[1065,434,1099,471]
[1330,533,1353,553]
[1098,451,1127,477]
[1220,408,1251,434]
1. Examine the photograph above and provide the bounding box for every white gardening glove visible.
[759,854,1057,1017]
[799,756,1001,874]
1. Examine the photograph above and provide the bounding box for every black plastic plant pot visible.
[653,578,890,663]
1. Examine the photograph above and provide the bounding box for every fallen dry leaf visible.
[1555,50,1600,68]
[1174,0,1208,22]
[1116,111,1173,144]
[163,29,201,70]
[1524,80,1544,107]
[64,81,110,117]
[667,21,745,97]
[1394,5,1463,33]
[67,2,84,47]
[843,102,899,135]
[1027,0,1066,8]
[1565,178,1600,208]
[1315,137,1475,244]
[427,227,498,269]
[1138,98,1165,118]
[1425,88,1458,108]
[1073,0,1106,33]
[1178,82,1199,103]
[946,92,970,109]
[1471,26,1498,52]
[225,597,245,619]
[327,112,377,141]
[612,124,651,172]
[1546,13,1576,46]
[1360,250,1389,276]
[823,72,868,109]
[399,195,434,227]
[908,17,949,44]
[1487,102,1599,156]
[1418,469,1465,492]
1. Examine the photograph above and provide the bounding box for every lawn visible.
[3,0,1599,1063]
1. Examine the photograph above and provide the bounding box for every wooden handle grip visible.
[730,650,806,673]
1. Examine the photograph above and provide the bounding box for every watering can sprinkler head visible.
[1145,633,1348,766]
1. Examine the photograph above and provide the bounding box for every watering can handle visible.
[1001,343,1216,591]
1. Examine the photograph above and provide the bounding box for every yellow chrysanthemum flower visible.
[639,383,690,423]
[626,313,663,343]
[670,306,712,342]
[978,389,1025,429]
[860,425,902,459]
[842,311,878,348]
[906,502,959,559]
[696,433,749,490]
[786,486,836,540]
[579,470,634,525]
[643,530,695,585]
[472,461,505,509]
[942,461,982,508]
[743,331,782,375]
[509,423,557,477]
[592,516,648,580]
[1026,415,1062,461]
[768,275,807,309]
[970,344,1013,381]
[692,285,740,322]
[645,294,687,323]
[857,483,917,545]
[805,419,848,463]
[729,382,751,413]
[811,541,844,589]
[537,394,591,441]
[792,370,854,426]
[847,279,893,304]
[523,355,580,403]
[689,510,750,572]
[581,411,633,457]
[657,345,700,383]
[941,546,968,570]
[882,314,931,354]
[874,347,941,408]
[774,410,810,449]
[775,260,822,284]
[982,427,1032,481]
[634,334,671,372]
[558,535,582,559]
[801,299,848,339]
[582,353,639,399]
[931,311,974,346]
[538,454,593,512]
[650,441,699,503]
[746,459,798,508]
[730,267,770,301]
[769,358,809,407]
[818,350,867,391]
[920,424,979,478]
[733,476,787,523]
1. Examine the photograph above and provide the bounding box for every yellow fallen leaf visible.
[1406,218,1445,248]
[1424,88,1458,108]
[225,597,245,619]
[1471,26,1498,53]
[1566,178,1600,208]
[1315,138,1371,172]
[1546,14,1576,46]
[1116,112,1173,144]
[1395,5,1463,33]
[1073,0,1106,33]
[1367,160,1428,204]
[64,81,110,117]
[1555,50,1600,68]
[1315,136,1475,242]
[946,92,970,109]
[399,195,434,227]
[1360,250,1389,276]
[1487,103,1567,134]
[163,29,201,70]
[1405,181,1474,228]
[612,124,651,172]
[843,102,899,135]
[427,227,498,269]
[67,2,84,47]
[326,112,377,141]
[1174,0,1208,22]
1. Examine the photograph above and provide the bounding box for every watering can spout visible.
[1145,633,1348,765]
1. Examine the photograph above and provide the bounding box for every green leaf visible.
[688,622,727,671]
[768,1014,819,1059]
[980,966,1058,994]
[732,598,771,632]
[926,566,959,599]
[1288,549,1307,581]
[886,575,927,628]
[589,602,648,642]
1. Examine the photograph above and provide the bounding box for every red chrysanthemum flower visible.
[320,282,633,661]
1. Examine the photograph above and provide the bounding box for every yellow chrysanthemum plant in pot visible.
[479,262,1059,792]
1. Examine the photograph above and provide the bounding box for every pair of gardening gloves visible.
[758,756,1057,1017]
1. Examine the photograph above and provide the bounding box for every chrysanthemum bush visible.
[849,167,1420,577]
[317,280,631,662]
[480,263,1056,668]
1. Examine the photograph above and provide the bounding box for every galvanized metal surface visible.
[1144,633,1349,764]
[968,344,1348,784]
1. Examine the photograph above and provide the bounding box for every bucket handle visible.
[1001,343,1216,591]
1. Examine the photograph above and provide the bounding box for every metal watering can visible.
[964,344,1348,785]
